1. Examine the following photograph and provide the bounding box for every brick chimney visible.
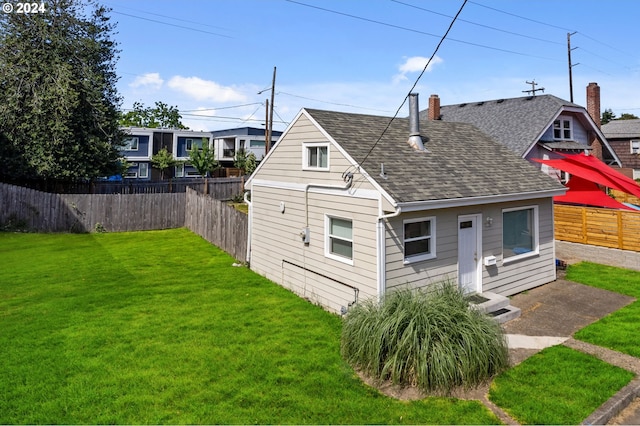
[428,94,440,120]
[586,82,603,160]
[586,82,601,129]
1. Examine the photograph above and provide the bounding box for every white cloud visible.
[394,55,444,84]
[167,76,246,103]
[129,72,164,90]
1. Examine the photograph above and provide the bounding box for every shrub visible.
[341,282,509,394]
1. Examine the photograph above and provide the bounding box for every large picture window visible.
[123,137,139,151]
[503,206,539,262]
[403,217,436,263]
[326,216,353,263]
[303,143,329,170]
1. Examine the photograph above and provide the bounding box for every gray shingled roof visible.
[602,119,640,139]
[305,109,564,204]
[419,95,582,156]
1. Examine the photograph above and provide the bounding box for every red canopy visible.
[553,175,636,211]
[535,153,640,210]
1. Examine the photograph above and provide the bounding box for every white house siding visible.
[248,113,385,314]
[250,185,380,314]
[383,198,556,296]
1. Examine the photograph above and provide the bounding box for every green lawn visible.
[567,261,640,357]
[0,229,498,424]
[487,261,640,424]
[489,345,634,425]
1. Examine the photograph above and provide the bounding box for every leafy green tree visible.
[618,113,639,120]
[120,101,188,129]
[189,138,218,177]
[151,147,179,180]
[0,0,123,181]
[234,149,257,175]
[601,109,616,125]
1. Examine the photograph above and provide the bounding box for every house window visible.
[138,162,149,179]
[125,162,138,178]
[304,143,329,170]
[175,163,184,178]
[123,137,139,151]
[631,140,640,154]
[250,140,265,149]
[326,216,353,263]
[553,118,573,140]
[403,217,436,263]
[186,139,203,151]
[503,206,539,262]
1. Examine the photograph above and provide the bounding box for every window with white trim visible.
[303,143,329,170]
[502,206,539,262]
[175,163,184,178]
[125,162,138,178]
[123,137,139,151]
[138,162,149,178]
[631,140,640,154]
[326,216,353,263]
[553,118,573,140]
[403,217,436,263]
[186,138,203,151]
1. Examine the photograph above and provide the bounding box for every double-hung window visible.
[553,118,573,140]
[138,162,149,179]
[631,140,640,154]
[502,206,539,262]
[326,216,353,263]
[403,217,436,263]
[303,143,329,170]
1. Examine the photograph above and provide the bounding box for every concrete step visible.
[467,291,509,314]
[467,291,521,324]
[487,304,521,324]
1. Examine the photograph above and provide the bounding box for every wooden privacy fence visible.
[5,177,245,199]
[184,188,248,261]
[610,189,640,206]
[554,204,640,251]
[1,183,248,261]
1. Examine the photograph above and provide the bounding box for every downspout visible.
[377,206,402,301]
[244,189,252,264]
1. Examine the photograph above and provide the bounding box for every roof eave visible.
[396,188,567,212]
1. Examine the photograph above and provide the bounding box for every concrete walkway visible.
[498,272,640,425]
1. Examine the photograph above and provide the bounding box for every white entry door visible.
[458,214,481,294]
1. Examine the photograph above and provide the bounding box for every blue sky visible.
[107,0,640,131]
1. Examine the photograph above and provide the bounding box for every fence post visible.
[618,210,624,250]
[581,207,587,244]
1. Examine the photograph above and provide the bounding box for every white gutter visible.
[376,206,402,301]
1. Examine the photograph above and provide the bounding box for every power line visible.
[286,0,559,62]
[278,91,394,114]
[105,3,231,32]
[391,0,562,46]
[467,0,571,32]
[111,11,233,39]
[356,0,468,170]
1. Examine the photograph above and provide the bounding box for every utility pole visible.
[522,80,545,96]
[267,66,276,154]
[567,32,579,103]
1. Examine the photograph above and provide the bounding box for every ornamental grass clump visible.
[341,282,509,394]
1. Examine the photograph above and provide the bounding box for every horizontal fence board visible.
[555,204,640,252]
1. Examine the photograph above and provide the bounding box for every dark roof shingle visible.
[306,108,563,204]
[419,94,581,156]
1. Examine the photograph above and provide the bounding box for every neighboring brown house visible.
[601,119,640,180]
